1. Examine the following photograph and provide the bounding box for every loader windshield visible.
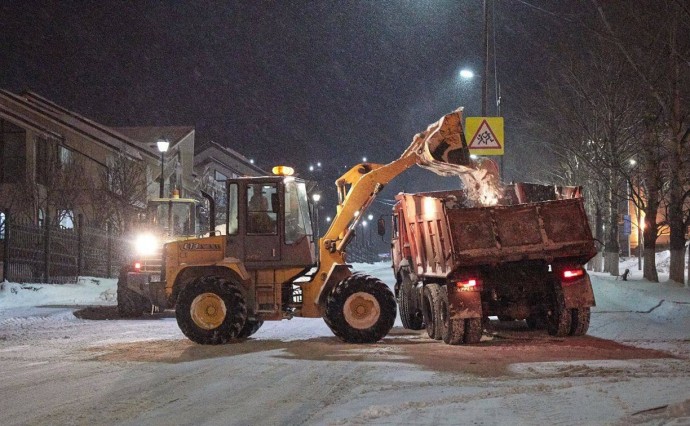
[284,180,312,244]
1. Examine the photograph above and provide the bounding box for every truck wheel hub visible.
[190,293,227,330]
[343,292,380,329]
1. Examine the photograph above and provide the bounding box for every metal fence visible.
[0,214,126,284]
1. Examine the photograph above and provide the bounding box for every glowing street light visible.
[362,156,367,163]
[367,214,374,221]
[156,137,170,198]
[459,69,474,80]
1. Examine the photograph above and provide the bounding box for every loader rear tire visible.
[569,307,590,336]
[398,272,424,330]
[422,284,444,340]
[116,269,148,318]
[324,273,396,343]
[176,276,247,345]
[238,319,264,338]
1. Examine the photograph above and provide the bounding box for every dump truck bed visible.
[395,187,597,279]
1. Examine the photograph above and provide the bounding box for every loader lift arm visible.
[298,108,494,318]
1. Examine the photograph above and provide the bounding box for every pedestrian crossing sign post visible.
[465,117,504,156]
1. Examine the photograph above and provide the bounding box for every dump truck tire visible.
[238,319,264,338]
[175,276,247,345]
[442,287,465,345]
[463,318,483,344]
[116,269,148,318]
[398,273,424,330]
[569,307,590,336]
[422,284,444,340]
[324,273,396,343]
[547,299,572,337]
[526,313,545,330]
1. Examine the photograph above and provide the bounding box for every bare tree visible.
[592,0,690,284]
[91,152,148,235]
[529,41,644,276]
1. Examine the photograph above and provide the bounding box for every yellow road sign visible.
[465,117,504,156]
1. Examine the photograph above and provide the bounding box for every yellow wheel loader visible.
[144,109,499,344]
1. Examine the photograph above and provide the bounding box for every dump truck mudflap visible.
[561,274,596,309]
[447,286,482,319]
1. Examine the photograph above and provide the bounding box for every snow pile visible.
[0,277,117,309]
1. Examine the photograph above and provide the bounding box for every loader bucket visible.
[406,108,501,206]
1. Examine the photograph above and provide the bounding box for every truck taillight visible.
[456,279,478,289]
[562,268,584,279]
[134,262,142,272]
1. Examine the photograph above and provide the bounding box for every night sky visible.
[1,1,588,211]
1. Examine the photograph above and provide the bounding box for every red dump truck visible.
[390,183,597,345]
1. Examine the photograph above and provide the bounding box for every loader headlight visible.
[134,233,159,256]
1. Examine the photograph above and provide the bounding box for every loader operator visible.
[248,190,276,234]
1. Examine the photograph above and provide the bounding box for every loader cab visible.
[224,176,316,267]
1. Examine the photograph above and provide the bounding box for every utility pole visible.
[482,0,489,117]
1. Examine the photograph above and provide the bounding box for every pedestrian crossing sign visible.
[465,117,504,156]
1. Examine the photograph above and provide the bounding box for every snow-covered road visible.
[1,262,689,425]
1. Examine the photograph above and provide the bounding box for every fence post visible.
[44,214,51,283]
[106,224,112,279]
[77,214,83,277]
[2,212,9,282]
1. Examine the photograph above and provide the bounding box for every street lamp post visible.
[157,138,170,198]
[312,193,321,238]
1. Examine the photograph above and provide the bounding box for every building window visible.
[57,209,74,229]
[58,145,73,169]
[215,170,227,182]
[37,208,45,227]
[0,212,5,240]
[0,119,27,183]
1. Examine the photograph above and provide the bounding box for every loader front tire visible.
[117,269,149,318]
[324,273,396,343]
[176,276,247,345]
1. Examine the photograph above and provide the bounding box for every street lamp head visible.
[629,159,637,166]
[317,162,322,168]
[312,193,321,203]
[362,220,368,227]
[156,138,170,153]
[367,214,373,221]
[326,216,332,222]
[309,165,315,172]
[459,69,474,80]
[362,156,367,163]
